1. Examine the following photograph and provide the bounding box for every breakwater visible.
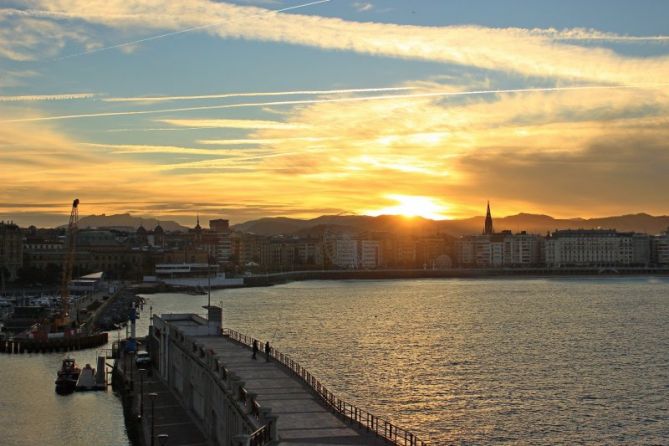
[243,266,669,286]
[145,310,425,446]
[225,328,427,446]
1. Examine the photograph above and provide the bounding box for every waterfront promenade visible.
[194,334,389,445]
[120,335,389,446]
[118,351,208,446]
[145,310,425,446]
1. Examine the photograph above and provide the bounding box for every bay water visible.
[1,278,668,445]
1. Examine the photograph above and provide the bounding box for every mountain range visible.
[72,213,189,232]
[69,212,669,237]
[233,213,669,237]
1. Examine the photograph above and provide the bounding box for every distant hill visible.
[483,212,669,235]
[234,214,444,237]
[233,213,669,237]
[69,213,189,232]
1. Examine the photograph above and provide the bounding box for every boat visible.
[75,363,105,391]
[55,357,80,395]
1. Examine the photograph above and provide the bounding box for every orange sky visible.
[1,1,669,227]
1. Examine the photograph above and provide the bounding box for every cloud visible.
[157,118,306,130]
[4,83,667,123]
[84,142,247,156]
[230,78,669,217]
[530,27,669,42]
[103,86,414,103]
[0,14,96,61]
[198,136,329,145]
[2,1,666,84]
[353,2,373,12]
[0,92,95,102]
[0,69,39,89]
[3,80,669,225]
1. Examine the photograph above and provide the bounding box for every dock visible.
[191,333,388,445]
[124,308,428,446]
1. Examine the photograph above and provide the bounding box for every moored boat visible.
[55,358,80,395]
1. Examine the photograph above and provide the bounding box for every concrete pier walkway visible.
[119,349,208,446]
[193,335,387,446]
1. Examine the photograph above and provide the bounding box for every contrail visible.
[0,93,95,102]
[52,0,331,61]
[0,8,139,19]
[104,86,414,103]
[4,83,668,124]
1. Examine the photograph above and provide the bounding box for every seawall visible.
[243,267,669,287]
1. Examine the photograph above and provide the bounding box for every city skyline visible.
[2,1,669,227]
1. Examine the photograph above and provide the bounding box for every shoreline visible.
[134,267,669,293]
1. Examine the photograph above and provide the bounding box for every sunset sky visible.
[1,0,669,227]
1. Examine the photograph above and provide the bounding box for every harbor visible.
[1,278,669,444]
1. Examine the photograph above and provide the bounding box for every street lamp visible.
[157,434,169,446]
[128,350,135,390]
[138,368,146,419]
[148,392,158,446]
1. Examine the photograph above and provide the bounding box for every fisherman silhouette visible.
[252,340,258,359]
[265,341,271,362]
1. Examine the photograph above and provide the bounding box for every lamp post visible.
[138,368,146,419]
[128,350,135,390]
[148,392,158,446]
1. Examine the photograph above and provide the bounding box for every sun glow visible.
[366,194,450,220]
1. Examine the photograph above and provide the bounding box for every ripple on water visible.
[129,278,669,445]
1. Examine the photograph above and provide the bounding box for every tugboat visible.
[55,357,80,395]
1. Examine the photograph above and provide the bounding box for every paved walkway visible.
[120,349,208,446]
[193,335,387,446]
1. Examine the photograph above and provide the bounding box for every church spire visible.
[484,201,494,235]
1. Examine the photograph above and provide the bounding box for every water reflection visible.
[142,278,669,444]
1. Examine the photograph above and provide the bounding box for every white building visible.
[359,240,382,269]
[654,229,669,266]
[545,229,650,267]
[147,263,243,287]
[455,231,543,267]
[332,238,358,269]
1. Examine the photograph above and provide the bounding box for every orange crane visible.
[54,199,79,329]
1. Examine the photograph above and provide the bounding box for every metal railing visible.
[171,331,271,445]
[223,328,428,446]
[249,422,271,446]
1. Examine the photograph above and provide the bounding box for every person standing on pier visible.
[265,341,271,362]
[252,340,258,359]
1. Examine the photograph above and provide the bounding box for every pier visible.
[116,307,427,446]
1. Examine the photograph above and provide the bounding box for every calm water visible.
[1,278,668,445]
[0,337,129,445]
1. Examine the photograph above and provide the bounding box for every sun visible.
[366,194,450,220]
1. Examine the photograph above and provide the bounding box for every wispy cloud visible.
[352,2,373,12]
[198,136,329,145]
[84,142,242,155]
[3,83,667,123]
[3,80,669,224]
[157,118,306,130]
[47,0,331,61]
[531,27,669,42]
[0,14,97,61]
[11,0,668,84]
[103,86,414,103]
[0,92,95,102]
